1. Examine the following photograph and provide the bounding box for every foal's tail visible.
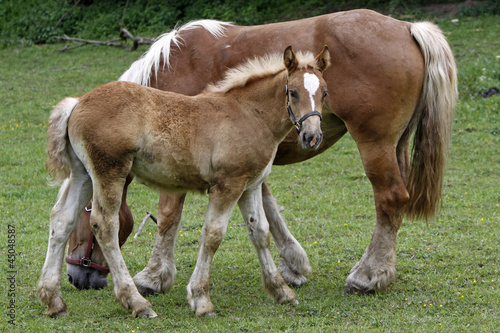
[404,22,458,221]
[46,97,80,186]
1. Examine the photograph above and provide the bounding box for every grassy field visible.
[1,14,499,332]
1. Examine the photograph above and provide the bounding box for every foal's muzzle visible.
[296,112,323,150]
[299,125,323,150]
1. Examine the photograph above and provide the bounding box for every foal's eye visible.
[322,90,328,101]
[290,89,299,100]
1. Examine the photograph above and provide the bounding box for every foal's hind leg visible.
[187,179,246,317]
[38,168,92,316]
[344,140,410,294]
[133,193,185,296]
[91,180,157,318]
[240,185,298,304]
[262,183,311,286]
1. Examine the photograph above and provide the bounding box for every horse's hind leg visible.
[38,165,92,317]
[344,140,410,294]
[90,179,157,318]
[239,185,298,304]
[133,193,185,296]
[262,183,311,286]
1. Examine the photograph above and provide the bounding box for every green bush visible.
[0,0,72,45]
[0,0,498,46]
[460,0,500,16]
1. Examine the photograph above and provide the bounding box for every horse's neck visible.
[227,72,292,142]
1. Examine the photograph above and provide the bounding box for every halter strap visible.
[65,230,110,274]
[286,76,323,133]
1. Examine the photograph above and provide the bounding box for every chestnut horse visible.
[67,9,457,295]
[38,47,330,317]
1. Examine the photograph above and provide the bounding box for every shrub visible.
[1,0,497,46]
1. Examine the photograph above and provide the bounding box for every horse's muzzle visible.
[67,263,108,290]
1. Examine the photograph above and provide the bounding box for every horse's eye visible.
[322,90,328,100]
[290,89,299,100]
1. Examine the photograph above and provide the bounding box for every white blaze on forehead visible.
[303,73,320,110]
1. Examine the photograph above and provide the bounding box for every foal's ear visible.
[284,46,298,72]
[316,45,331,72]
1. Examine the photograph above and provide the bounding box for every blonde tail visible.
[405,22,458,221]
[45,97,79,186]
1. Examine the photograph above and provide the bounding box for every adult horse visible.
[38,46,330,317]
[66,9,457,296]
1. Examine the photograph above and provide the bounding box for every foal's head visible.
[284,45,330,150]
[207,45,331,150]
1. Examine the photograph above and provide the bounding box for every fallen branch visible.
[119,28,156,51]
[134,211,158,239]
[56,29,155,52]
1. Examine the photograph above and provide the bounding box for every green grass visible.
[1,15,499,332]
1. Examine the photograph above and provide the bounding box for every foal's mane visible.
[206,51,318,94]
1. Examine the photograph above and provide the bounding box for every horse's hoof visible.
[279,263,307,287]
[136,284,157,297]
[343,285,375,295]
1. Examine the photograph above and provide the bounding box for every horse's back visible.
[158,9,424,122]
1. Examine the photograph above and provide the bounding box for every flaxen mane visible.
[119,20,233,85]
[206,51,318,94]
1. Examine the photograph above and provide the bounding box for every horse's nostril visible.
[68,274,73,284]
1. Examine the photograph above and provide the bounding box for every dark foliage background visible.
[0,0,498,46]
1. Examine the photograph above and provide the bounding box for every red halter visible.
[65,229,110,274]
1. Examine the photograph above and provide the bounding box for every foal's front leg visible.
[239,185,298,304]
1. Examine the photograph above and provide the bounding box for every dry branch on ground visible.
[56,28,155,52]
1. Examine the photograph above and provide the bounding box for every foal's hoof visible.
[45,309,68,318]
[343,285,375,296]
[193,302,217,317]
[43,295,68,317]
[133,307,158,318]
[198,310,217,317]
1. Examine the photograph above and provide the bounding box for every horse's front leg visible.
[133,193,185,296]
[344,141,410,294]
[91,182,157,318]
[240,185,298,304]
[262,182,311,286]
[38,169,92,316]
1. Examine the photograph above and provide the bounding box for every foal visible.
[38,46,330,317]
